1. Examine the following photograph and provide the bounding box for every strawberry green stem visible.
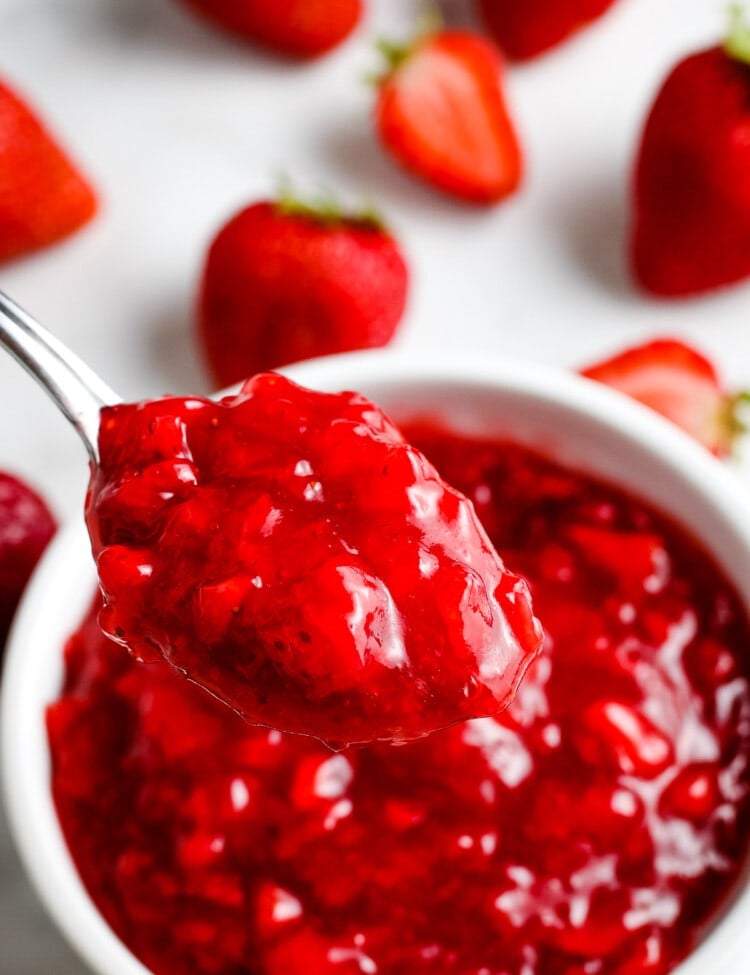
[376,38,413,73]
[725,4,750,65]
[721,390,750,456]
[372,8,444,83]
[275,180,385,231]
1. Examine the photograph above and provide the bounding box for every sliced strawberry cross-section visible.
[580,337,749,457]
[373,30,523,204]
[87,374,543,747]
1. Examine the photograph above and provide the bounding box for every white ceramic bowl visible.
[3,351,750,975]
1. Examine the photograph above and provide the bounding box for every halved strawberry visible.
[0,80,97,262]
[580,338,749,457]
[373,30,522,204]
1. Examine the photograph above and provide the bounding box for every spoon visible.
[0,290,119,464]
[0,290,542,748]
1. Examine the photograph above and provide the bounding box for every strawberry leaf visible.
[371,10,444,84]
[726,389,750,440]
[275,181,385,231]
[725,4,750,65]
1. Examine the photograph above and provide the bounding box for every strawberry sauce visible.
[51,424,750,975]
[85,375,541,747]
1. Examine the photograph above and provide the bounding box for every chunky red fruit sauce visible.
[52,426,750,975]
[86,375,541,746]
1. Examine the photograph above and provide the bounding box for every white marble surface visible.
[1,0,749,972]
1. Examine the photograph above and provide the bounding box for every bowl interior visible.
[3,352,750,975]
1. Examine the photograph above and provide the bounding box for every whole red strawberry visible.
[477,0,619,60]
[631,11,750,296]
[176,0,362,58]
[198,193,409,388]
[0,81,96,262]
[373,30,522,204]
[0,472,56,647]
[580,338,748,457]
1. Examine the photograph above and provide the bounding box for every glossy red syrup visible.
[51,426,750,975]
[86,375,541,746]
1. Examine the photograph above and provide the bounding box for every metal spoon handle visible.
[0,291,120,464]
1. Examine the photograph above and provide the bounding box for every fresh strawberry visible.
[176,0,362,59]
[580,338,749,457]
[0,472,56,647]
[0,80,96,262]
[631,10,750,296]
[477,0,619,60]
[198,192,409,388]
[373,30,522,204]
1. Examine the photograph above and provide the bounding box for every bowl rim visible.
[3,348,750,975]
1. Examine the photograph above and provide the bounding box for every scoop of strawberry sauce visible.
[86,374,542,747]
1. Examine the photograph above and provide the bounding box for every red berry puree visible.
[86,374,541,746]
[51,424,750,975]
